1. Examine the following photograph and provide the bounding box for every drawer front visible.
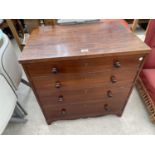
[26,55,143,77]
[24,54,144,123]
[32,70,134,97]
[42,96,126,122]
[38,87,130,106]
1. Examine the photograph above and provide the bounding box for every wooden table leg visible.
[131,19,139,32]
[6,19,23,51]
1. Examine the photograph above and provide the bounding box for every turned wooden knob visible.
[58,95,63,102]
[114,60,121,68]
[55,81,61,88]
[104,104,108,111]
[107,90,112,98]
[61,108,67,115]
[52,67,58,74]
[111,75,117,83]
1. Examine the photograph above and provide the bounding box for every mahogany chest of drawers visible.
[19,22,150,124]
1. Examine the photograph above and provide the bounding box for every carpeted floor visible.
[3,26,155,135]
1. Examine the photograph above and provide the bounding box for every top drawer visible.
[25,55,144,77]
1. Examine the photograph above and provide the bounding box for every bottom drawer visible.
[42,99,126,124]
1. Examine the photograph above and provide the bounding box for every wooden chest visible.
[19,22,150,124]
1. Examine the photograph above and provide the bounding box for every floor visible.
[3,26,155,135]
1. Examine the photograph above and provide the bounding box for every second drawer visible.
[32,71,134,97]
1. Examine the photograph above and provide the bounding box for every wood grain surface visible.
[19,21,150,63]
[19,21,150,124]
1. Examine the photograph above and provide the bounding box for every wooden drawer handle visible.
[114,60,121,68]
[61,108,67,115]
[111,75,117,83]
[107,90,112,98]
[52,67,58,74]
[58,95,63,102]
[104,104,108,111]
[55,81,61,88]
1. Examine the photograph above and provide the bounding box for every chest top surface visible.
[19,21,150,63]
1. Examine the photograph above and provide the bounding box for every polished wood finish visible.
[20,22,149,63]
[19,21,150,124]
[24,55,142,77]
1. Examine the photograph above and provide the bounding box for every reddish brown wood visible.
[43,98,127,124]
[38,87,131,106]
[19,22,149,64]
[31,70,134,96]
[19,21,150,124]
[25,55,143,77]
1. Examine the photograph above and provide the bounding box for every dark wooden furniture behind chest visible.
[19,22,150,124]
